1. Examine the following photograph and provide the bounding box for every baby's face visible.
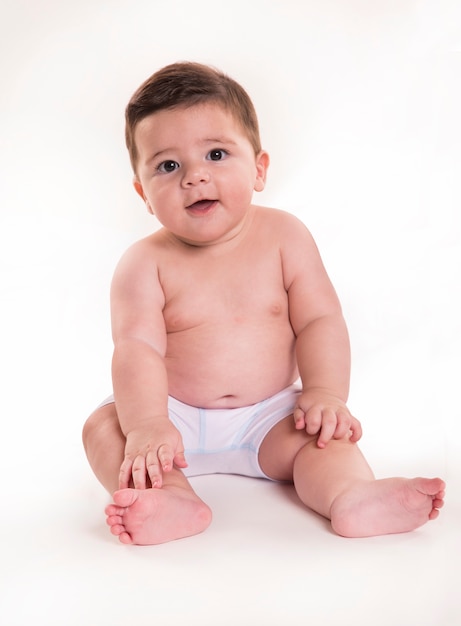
[132,103,268,246]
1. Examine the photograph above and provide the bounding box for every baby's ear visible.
[254,150,270,192]
[133,177,154,214]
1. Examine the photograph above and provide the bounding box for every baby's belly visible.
[165,324,298,408]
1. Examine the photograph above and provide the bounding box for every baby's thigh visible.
[258,415,316,481]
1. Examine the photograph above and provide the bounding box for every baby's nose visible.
[181,165,210,186]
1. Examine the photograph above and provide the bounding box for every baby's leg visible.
[293,439,445,537]
[259,417,445,537]
[82,404,212,545]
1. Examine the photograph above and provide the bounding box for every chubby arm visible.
[282,215,362,447]
[110,239,187,488]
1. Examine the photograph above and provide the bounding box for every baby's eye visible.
[207,149,228,161]
[157,160,179,173]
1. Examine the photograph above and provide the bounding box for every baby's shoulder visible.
[253,205,313,241]
[119,229,170,261]
[112,230,170,281]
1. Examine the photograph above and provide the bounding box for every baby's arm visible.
[282,215,362,447]
[110,240,187,489]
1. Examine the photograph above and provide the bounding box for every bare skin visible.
[83,406,444,544]
[105,486,211,546]
[83,404,212,545]
[82,101,445,545]
[104,476,444,544]
[258,416,445,538]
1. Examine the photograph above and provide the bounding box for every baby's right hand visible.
[119,418,188,490]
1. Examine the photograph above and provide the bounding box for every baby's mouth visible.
[186,199,217,213]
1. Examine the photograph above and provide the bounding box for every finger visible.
[293,407,306,430]
[173,450,188,469]
[131,454,147,489]
[349,417,363,442]
[333,410,354,440]
[119,457,133,489]
[157,443,175,473]
[317,409,338,448]
[304,407,322,436]
[146,449,163,488]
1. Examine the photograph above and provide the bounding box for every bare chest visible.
[159,250,288,333]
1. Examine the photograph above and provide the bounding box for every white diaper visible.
[97,384,301,479]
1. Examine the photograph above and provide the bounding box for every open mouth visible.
[186,199,217,213]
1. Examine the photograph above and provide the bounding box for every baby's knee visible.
[82,403,119,450]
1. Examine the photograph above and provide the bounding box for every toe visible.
[113,489,139,507]
[105,504,125,516]
[428,508,440,521]
[109,523,126,536]
[118,531,133,545]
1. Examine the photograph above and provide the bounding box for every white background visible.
[0,1,460,625]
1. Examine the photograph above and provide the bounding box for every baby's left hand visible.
[293,389,362,448]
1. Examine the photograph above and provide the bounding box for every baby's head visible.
[125,62,262,173]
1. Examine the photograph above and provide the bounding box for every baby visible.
[82,62,445,545]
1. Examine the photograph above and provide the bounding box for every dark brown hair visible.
[125,61,262,172]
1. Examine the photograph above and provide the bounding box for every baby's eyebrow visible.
[142,148,178,168]
[150,147,177,160]
[202,137,237,145]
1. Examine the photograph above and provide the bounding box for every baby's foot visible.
[330,477,445,538]
[105,486,212,545]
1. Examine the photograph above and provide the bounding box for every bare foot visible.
[330,477,445,538]
[105,486,212,545]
